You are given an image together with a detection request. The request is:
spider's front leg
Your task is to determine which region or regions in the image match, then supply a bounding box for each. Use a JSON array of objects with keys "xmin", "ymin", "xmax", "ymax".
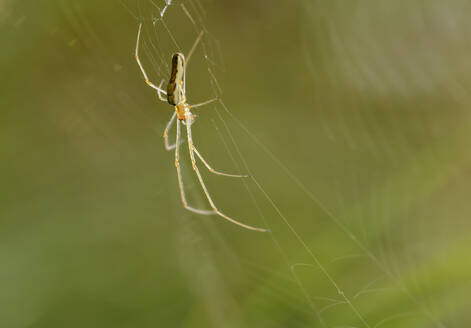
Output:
[{"xmin": 135, "ymin": 23, "xmax": 167, "ymax": 99}]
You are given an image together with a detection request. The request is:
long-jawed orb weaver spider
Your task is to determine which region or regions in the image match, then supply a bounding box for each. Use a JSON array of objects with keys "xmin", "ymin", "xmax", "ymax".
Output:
[{"xmin": 135, "ymin": 23, "xmax": 267, "ymax": 232}]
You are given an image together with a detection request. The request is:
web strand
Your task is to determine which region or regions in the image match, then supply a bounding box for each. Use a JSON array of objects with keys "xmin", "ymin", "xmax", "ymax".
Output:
[{"xmin": 128, "ymin": 1, "xmax": 447, "ymax": 327}]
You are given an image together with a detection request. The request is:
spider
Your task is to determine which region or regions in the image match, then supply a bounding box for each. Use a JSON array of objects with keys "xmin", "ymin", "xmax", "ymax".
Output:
[{"xmin": 135, "ymin": 23, "xmax": 267, "ymax": 232}]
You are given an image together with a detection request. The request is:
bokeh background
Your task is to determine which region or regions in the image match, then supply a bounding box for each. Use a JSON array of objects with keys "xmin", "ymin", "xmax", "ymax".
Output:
[{"xmin": 1, "ymin": 0, "xmax": 471, "ymax": 327}]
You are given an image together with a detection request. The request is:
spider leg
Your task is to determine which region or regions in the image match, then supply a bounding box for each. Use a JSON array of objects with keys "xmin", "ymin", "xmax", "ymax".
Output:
[
  {"xmin": 163, "ymin": 112, "xmax": 185, "ymax": 151},
  {"xmin": 191, "ymin": 145, "xmax": 248, "ymax": 178},
  {"xmin": 175, "ymin": 119, "xmax": 214, "ymax": 215},
  {"xmin": 156, "ymin": 79, "xmax": 166, "ymax": 102},
  {"xmin": 190, "ymin": 97, "xmax": 218, "ymax": 109},
  {"xmin": 182, "ymin": 31, "xmax": 204, "ymax": 93},
  {"xmin": 136, "ymin": 23, "xmax": 167, "ymax": 98},
  {"xmin": 185, "ymin": 114, "xmax": 268, "ymax": 232},
  {"xmin": 185, "ymin": 30, "xmax": 204, "ymax": 66}
]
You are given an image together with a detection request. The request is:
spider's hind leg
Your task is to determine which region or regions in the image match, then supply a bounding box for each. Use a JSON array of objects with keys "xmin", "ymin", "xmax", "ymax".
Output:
[
  {"xmin": 184, "ymin": 114, "xmax": 267, "ymax": 232},
  {"xmin": 174, "ymin": 119, "xmax": 213, "ymax": 215},
  {"xmin": 163, "ymin": 112, "xmax": 185, "ymax": 151},
  {"xmin": 191, "ymin": 146, "xmax": 248, "ymax": 178}
]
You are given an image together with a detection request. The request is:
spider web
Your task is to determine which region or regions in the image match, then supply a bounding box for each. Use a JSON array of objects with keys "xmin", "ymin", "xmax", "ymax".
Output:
[
  {"xmin": 1, "ymin": 0, "xmax": 469, "ymax": 327},
  {"xmin": 116, "ymin": 0, "xmax": 471, "ymax": 327}
]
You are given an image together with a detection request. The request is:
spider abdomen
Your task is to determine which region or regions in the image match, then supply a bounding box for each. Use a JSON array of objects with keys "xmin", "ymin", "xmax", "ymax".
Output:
[{"xmin": 167, "ymin": 53, "xmax": 186, "ymax": 106}]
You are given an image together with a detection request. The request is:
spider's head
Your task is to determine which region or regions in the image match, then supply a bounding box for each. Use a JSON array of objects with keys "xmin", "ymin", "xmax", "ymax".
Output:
[{"xmin": 167, "ymin": 53, "xmax": 186, "ymax": 105}]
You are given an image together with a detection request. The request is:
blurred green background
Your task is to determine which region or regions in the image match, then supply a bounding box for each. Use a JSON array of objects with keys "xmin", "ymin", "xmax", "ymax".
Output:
[{"xmin": 1, "ymin": 0, "xmax": 471, "ymax": 327}]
